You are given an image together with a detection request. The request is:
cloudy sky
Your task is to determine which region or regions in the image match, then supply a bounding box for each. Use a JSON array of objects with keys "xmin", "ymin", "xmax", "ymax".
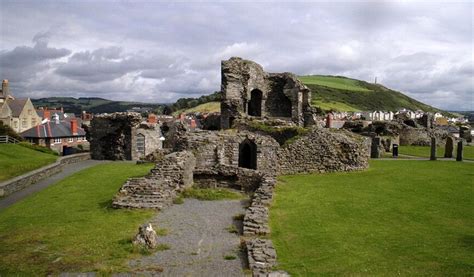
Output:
[{"xmin": 0, "ymin": 1, "xmax": 472, "ymax": 110}]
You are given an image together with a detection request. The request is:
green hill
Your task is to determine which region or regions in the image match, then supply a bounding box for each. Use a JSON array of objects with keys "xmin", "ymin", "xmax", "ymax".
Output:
[
  {"xmin": 299, "ymin": 75, "xmax": 443, "ymax": 113},
  {"xmin": 32, "ymin": 97, "xmax": 164, "ymax": 115}
]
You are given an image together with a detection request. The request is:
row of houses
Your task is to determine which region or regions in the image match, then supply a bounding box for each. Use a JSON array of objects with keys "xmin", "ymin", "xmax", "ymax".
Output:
[{"xmin": 0, "ymin": 79, "xmax": 90, "ymax": 155}]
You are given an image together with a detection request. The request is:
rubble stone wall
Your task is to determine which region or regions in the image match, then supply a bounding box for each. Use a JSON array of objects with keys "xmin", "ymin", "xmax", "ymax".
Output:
[
  {"xmin": 278, "ymin": 127, "xmax": 370, "ymax": 175},
  {"xmin": 112, "ymin": 151, "xmax": 196, "ymax": 209},
  {"xmin": 90, "ymin": 113, "xmax": 142, "ymax": 160},
  {"xmin": 174, "ymin": 130, "xmax": 280, "ymax": 175},
  {"xmin": 220, "ymin": 57, "xmax": 313, "ymax": 128}
]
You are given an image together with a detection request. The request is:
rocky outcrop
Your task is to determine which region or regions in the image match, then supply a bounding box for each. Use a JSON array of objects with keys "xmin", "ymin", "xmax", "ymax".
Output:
[{"xmin": 278, "ymin": 127, "xmax": 370, "ymax": 175}]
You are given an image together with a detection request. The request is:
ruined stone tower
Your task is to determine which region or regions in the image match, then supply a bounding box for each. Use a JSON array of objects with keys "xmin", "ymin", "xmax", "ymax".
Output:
[{"xmin": 220, "ymin": 57, "xmax": 313, "ymax": 129}]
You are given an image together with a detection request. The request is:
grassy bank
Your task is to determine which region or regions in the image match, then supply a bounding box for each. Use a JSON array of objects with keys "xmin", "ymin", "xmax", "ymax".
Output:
[
  {"xmin": 270, "ymin": 160, "xmax": 473, "ymax": 276},
  {"xmin": 399, "ymin": 145, "xmax": 474, "ymax": 160},
  {"xmin": 0, "ymin": 162, "xmax": 155, "ymax": 275},
  {"xmin": 0, "ymin": 144, "xmax": 57, "ymax": 182}
]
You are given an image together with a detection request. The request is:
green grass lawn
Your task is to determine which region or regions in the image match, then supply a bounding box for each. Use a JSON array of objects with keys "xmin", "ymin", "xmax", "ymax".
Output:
[
  {"xmin": 399, "ymin": 145, "xmax": 474, "ymax": 160},
  {"xmin": 0, "ymin": 162, "xmax": 155, "ymax": 275},
  {"xmin": 270, "ymin": 160, "xmax": 474, "ymax": 276},
  {"xmin": 0, "ymin": 144, "xmax": 58, "ymax": 182},
  {"xmin": 299, "ymin": 75, "xmax": 371, "ymax": 92}
]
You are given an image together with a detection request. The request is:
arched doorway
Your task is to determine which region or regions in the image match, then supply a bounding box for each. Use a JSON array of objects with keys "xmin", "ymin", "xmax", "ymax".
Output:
[
  {"xmin": 248, "ymin": 89, "xmax": 262, "ymax": 116},
  {"xmin": 238, "ymin": 139, "xmax": 257, "ymax": 169}
]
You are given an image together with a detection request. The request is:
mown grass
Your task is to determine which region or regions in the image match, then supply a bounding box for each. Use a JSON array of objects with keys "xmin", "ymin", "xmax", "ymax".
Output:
[
  {"xmin": 0, "ymin": 162, "xmax": 155, "ymax": 275},
  {"xmin": 182, "ymin": 187, "xmax": 244, "ymax": 201},
  {"xmin": 270, "ymin": 160, "xmax": 474, "ymax": 276},
  {"xmin": 299, "ymin": 75, "xmax": 371, "ymax": 92},
  {"xmin": 0, "ymin": 144, "xmax": 58, "ymax": 182},
  {"xmin": 399, "ymin": 145, "xmax": 474, "ymax": 160}
]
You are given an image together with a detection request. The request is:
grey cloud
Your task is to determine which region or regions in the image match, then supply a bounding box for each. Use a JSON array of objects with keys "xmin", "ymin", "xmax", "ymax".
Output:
[{"xmin": 0, "ymin": 2, "xmax": 472, "ymax": 109}]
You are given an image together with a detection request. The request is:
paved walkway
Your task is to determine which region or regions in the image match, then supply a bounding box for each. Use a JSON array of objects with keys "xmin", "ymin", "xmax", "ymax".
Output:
[
  {"xmin": 128, "ymin": 198, "xmax": 248, "ymax": 276},
  {"xmin": 0, "ymin": 159, "xmax": 109, "ymax": 210}
]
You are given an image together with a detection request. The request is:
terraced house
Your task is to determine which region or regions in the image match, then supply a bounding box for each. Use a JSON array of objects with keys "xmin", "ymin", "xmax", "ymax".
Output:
[{"xmin": 0, "ymin": 80, "xmax": 41, "ymax": 133}]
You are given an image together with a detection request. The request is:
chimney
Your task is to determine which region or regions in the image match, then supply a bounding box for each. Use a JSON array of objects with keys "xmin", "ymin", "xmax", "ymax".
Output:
[
  {"xmin": 147, "ymin": 113, "xmax": 157, "ymax": 124},
  {"xmin": 71, "ymin": 119, "xmax": 78, "ymax": 135},
  {"xmin": 43, "ymin": 107, "xmax": 50, "ymax": 120},
  {"xmin": 2, "ymin": 80, "xmax": 9, "ymax": 97}
]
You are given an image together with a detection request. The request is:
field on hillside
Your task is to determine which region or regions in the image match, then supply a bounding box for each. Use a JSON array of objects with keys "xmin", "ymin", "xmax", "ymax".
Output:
[
  {"xmin": 0, "ymin": 162, "xmax": 155, "ymax": 275},
  {"xmin": 399, "ymin": 145, "xmax": 474, "ymax": 160},
  {"xmin": 299, "ymin": 75, "xmax": 442, "ymax": 113},
  {"xmin": 298, "ymin": 76, "xmax": 371, "ymax": 92},
  {"xmin": 270, "ymin": 160, "xmax": 473, "ymax": 276},
  {"xmin": 173, "ymin": 101, "xmax": 220, "ymax": 115},
  {"xmin": 0, "ymin": 144, "xmax": 58, "ymax": 182}
]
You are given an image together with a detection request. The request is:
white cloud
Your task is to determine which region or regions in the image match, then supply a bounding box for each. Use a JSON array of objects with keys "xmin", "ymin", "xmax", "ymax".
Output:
[{"xmin": 0, "ymin": 1, "xmax": 471, "ymax": 109}]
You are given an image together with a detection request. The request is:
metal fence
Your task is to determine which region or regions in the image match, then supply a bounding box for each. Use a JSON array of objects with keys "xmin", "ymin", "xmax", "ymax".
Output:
[{"xmin": 0, "ymin": 135, "xmax": 19, "ymax": 144}]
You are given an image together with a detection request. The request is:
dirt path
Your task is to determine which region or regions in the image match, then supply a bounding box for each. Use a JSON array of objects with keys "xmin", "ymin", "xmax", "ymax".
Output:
[
  {"xmin": 0, "ymin": 160, "xmax": 110, "ymax": 210},
  {"xmin": 129, "ymin": 198, "xmax": 248, "ymax": 276}
]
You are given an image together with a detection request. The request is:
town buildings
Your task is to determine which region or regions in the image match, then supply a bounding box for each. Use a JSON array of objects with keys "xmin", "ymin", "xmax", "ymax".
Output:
[
  {"xmin": 0, "ymin": 80, "xmax": 42, "ymax": 133},
  {"xmin": 20, "ymin": 114, "xmax": 89, "ymax": 155}
]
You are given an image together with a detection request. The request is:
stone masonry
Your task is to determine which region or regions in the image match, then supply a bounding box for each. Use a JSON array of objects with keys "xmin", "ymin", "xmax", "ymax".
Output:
[
  {"xmin": 90, "ymin": 112, "xmax": 163, "ymax": 161},
  {"xmin": 278, "ymin": 127, "xmax": 370, "ymax": 175},
  {"xmin": 220, "ymin": 57, "xmax": 313, "ymax": 129},
  {"xmin": 112, "ymin": 151, "xmax": 196, "ymax": 209}
]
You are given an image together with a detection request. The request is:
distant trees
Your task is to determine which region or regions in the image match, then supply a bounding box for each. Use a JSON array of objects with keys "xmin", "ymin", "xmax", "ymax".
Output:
[{"xmin": 163, "ymin": 91, "xmax": 222, "ymax": 114}]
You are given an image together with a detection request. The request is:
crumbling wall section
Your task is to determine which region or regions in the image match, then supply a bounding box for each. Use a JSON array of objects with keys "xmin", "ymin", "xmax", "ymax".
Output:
[
  {"xmin": 174, "ymin": 130, "xmax": 279, "ymax": 175},
  {"xmin": 112, "ymin": 151, "xmax": 196, "ymax": 209},
  {"xmin": 90, "ymin": 112, "xmax": 142, "ymax": 160},
  {"xmin": 278, "ymin": 127, "xmax": 370, "ymax": 175},
  {"xmin": 220, "ymin": 57, "xmax": 313, "ymax": 128}
]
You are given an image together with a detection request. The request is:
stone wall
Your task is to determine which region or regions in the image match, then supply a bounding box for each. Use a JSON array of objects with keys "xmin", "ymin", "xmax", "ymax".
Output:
[
  {"xmin": 90, "ymin": 112, "xmax": 142, "ymax": 160},
  {"xmin": 90, "ymin": 113, "xmax": 163, "ymax": 160},
  {"xmin": 0, "ymin": 153, "xmax": 91, "ymax": 197},
  {"xmin": 278, "ymin": 127, "xmax": 370, "ymax": 175},
  {"xmin": 174, "ymin": 130, "xmax": 280, "ymax": 175},
  {"xmin": 220, "ymin": 57, "xmax": 313, "ymax": 129},
  {"xmin": 112, "ymin": 151, "xmax": 196, "ymax": 209},
  {"xmin": 399, "ymin": 127, "xmax": 449, "ymax": 146}
]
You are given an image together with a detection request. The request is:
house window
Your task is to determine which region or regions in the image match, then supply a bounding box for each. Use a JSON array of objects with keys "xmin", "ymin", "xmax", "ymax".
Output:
[
  {"xmin": 54, "ymin": 138, "xmax": 62, "ymax": 144},
  {"xmin": 13, "ymin": 121, "xmax": 18, "ymax": 128},
  {"xmin": 28, "ymin": 109, "xmax": 32, "ymax": 115},
  {"xmin": 22, "ymin": 119, "xmax": 27, "ymax": 128},
  {"xmin": 77, "ymin": 137, "xmax": 82, "ymax": 141},
  {"xmin": 68, "ymin": 137, "xmax": 74, "ymax": 142},
  {"xmin": 31, "ymin": 118, "xmax": 36, "ymax": 126}
]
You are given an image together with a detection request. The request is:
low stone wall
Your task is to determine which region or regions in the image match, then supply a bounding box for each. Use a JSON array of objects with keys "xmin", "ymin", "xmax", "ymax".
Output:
[
  {"xmin": 193, "ymin": 164, "xmax": 264, "ymax": 192},
  {"xmin": 112, "ymin": 151, "xmax": 196, "ymax": 209},
  {"xmin": 278, "ymin": 127, "xmax": 370, "ymax": 175},
  {"xmin": 0, "ymin": 153, "xmax": 91, "ymax": 197}
]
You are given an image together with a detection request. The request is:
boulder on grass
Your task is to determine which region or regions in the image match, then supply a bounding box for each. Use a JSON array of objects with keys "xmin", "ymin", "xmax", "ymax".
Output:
[{"xmin": 132, "ymin": 223, "xmax": 158, "ymax": 249}]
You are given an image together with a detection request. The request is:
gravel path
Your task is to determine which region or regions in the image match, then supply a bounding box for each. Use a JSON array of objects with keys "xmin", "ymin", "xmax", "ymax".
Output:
[
  {"xmin": 0, "ymin": 159, "xmax": 110, "ymax": 210},
  {"xmin": 129, "ymin": 198, "xmax": 248, "ymax": 276}
]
